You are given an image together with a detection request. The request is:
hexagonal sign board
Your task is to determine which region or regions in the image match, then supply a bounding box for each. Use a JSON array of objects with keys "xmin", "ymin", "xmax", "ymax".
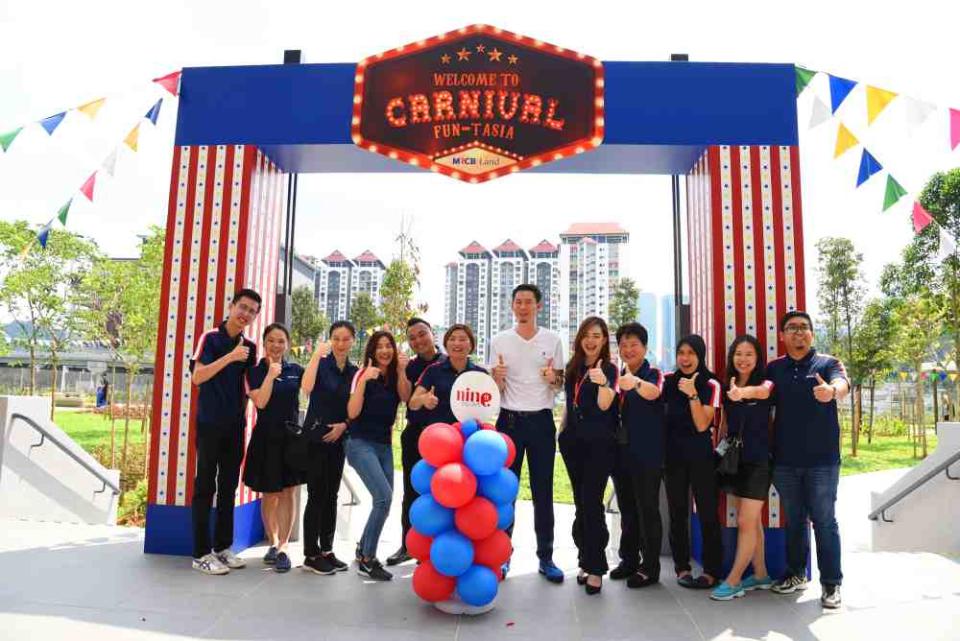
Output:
[{"xmin": 352, "ymin": 24, "xmax": 604, "ymax": 184}]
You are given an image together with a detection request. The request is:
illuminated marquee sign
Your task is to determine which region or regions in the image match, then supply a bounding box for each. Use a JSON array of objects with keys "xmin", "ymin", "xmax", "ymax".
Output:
[{"xmin": 351, "ymin": 24, "xmax": 604, "ymax": 184}]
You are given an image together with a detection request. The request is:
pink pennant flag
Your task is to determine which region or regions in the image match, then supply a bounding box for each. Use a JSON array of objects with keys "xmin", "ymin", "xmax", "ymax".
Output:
[
  {"xmin": 80, "ymin": 172, "xmax": 97, "ymax": 201},
  {"xmin": 152, "ymin": 70, "xmax": 182, "ymax": 97},
  {"xmin": 951, "ymin": 108, "xmax": 960, "ymax": 151},
  {"xmin": 912, "ymin": 201, "xmax": 934, "ymax": 233}
]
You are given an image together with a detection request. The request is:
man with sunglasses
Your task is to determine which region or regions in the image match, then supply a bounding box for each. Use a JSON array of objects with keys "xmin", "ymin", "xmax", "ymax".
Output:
[
  {"xmin": 189, "ymin": 288, "xmax": 261, "ymax": 574},
  {"xmin": 765, "ymin": 311, "xmax": 849, "ymax": 608}
]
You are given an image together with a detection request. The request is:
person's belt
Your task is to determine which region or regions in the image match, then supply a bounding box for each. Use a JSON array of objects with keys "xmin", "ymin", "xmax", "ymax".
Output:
[{"xmin": 500, "ymin": 408, "xmax": 551, "ymax": 417}]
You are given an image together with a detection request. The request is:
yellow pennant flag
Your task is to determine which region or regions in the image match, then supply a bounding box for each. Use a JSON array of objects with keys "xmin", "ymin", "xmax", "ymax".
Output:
[
  {"xmin": 77, "ymin": 97, "xmax": 106, "ymax": 119},
  {"xmin": 950, "ymin": 372, "xmax": 958, "ymax": 382},
  {"xmin": 899, "ymin": 371, "xmax": 909, "ymax": 381},
  {"xmin": 834, "ymin": 123, "xmax": 859, "ymax": 158},
  {"xmin": 866, "ymin": 86, "xmax": 898, "ymax": 125},
  {"xmin": 124, "ymin": 123, "xmax": 140, "ymax": 151}
]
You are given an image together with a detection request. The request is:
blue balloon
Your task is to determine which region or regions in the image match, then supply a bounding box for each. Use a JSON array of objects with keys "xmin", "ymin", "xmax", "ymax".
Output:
[
  {"xmin": 463, "ymin": 430, "xmax": 508, "ymax": 476},
  {"xmin": 478, "ymin": 468, "xmax": 519, "ymax": 506},
  {"xmin": 459, "ymin": 418, "xmax": 479, "ymax": 438},
  {"xmin": 410, "ymin": 459, "xmax": 436, "ymax": 496},
  {"xmin": 496, "ymin": 501, "xmax": 515, "ymax": 529},
  {"xmin": 410, "ymin": 495, "xmax": 454, "ymax": 536},
  {"xmin": 456, "ymin": 565, "xmax": 499, "ymax": 606},
  {"xmin": 430, "ymin": 530, "xmax": 474, "ymax": 577}
]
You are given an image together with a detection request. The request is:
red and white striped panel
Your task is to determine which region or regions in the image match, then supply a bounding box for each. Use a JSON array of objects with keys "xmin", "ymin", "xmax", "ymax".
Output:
[
  {"xmin": 149, "ymin": 145, "xmax": 287, "ymax": 508},
  {"xmin": 685, "ymin": 144, "xmax": 806, "ymax": 528}
]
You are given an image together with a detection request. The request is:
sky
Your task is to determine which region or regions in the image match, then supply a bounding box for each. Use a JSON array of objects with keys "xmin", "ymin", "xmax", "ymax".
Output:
[{"xmin": 1, "ymin": 1, "xmax": 959, "ymax": 327}]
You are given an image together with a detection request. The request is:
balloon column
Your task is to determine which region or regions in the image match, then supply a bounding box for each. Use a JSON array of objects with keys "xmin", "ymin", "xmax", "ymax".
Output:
[{"xmin": 408, "ymin": 418, "xmax": 518, "ymax": 608}]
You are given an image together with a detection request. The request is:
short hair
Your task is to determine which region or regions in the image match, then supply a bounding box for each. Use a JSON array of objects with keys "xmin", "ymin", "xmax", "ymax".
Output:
[
  {"xmin": 262, "ymin": 322, "xmax": 290, "ymax": 342},
  {"xmin": 512, "ymin": 284, "xmax": 542, "ymax": 303},
  {"xmin": 443, "ymin": 323, "xmax": 476, "ymax": 353},
  {"xmin": 406, "ymin": 317, "xmax": 431, "ymax": 330},
  {"xmin": 616, "ymin": 322, "xmax": 648, "ymax": 346},
  {"xmin": 232, "ymin": 288, "xmax": 262, "ymax": 308},
  {"xmin": 329, "ymin": 320, "xmax": 356, "ymax": 338},
  {"xmin": 780, "ymin": 310, "xmax": 813, "ymax": 331}
]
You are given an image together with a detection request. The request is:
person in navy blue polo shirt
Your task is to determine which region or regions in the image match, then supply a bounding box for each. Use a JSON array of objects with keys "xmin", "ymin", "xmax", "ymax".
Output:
[
  {"xmin": 766, "ymin": 311, "xmax": 848, "ymax": 609},
  {"xmin": 662, "ymin": 334, "xmax": 723, "ymax": 590},
  {"xmin": 559, "ymin": 316, "xmax": 620, "ymax": 595},
  {"xmin": 299, "ymin": 320, "xmax": 358, "ymax": 576},
  {"xmin": 242, "ymin": 323, "xmax": 304, "ymax": 574},
  {"xmin": 188, "ymin": 288, "xmax": 260, "ymax": 575},
  {"xmin": 346, "ymin": 330, "xmax": 412, "ymax": 581},
  {"xmin": 610, "ymin": 322, "xmax": 665, "ymax": 589},
  {"xmin": 409, "ymin": 324, "xmax": 487, "ymax": 424},
  {"xmin": 387, "ymin": 317, "xmax": 443, "ymax": 567}
]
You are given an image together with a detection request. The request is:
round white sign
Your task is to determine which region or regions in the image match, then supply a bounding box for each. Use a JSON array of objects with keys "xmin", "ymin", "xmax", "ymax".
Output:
[{"xmin": 450, "ymin": 370, "xmax": 501, "ymax": 423}]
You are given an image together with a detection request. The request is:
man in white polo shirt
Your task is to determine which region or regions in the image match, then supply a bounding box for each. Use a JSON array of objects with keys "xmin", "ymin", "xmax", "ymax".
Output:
[{"xmin": 489, "ymin": 284, "xmax": 565, "ymax": 583}]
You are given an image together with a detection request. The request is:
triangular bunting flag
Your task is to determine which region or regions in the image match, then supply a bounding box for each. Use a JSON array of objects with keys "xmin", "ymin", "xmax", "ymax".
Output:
[
  {"xmin": 950, "ymin": 108, "xmax": 960, "ymax": 151},
  {"xmin": 834, "ymin": 123, "xmax": 859, "ymax": 158},
  {"xmin": 938, "ymin": 226, "xmax": 957, "ymax": 262},
  {"xmin": 912, "ymin": 201, "xmax": 934, "ymax": 233},
  {"xmin": 144, "ymin": 98, "xmax": 163, "ymax": 125},
  {"xmin": 77, "ymin": 97, "xmax": 106, "ymax": 119},
  {"xmin": 882, "ymin": 175, "xmax": 907, "ymax": 211},
  {"xmin": 903, "ymin": 96, "xmax": 936, "ymax": 133},
  {"xmin": 866, "ymin": 86, "xmax": 898, "ymax": 125},
  {"xmin": 57, "ymin": 199, "xmax": 72, "ymax": 226},
  {"xmin": 101, "ymin": 148, "xmax": 118, "ymax": 177},
  {"xmin": 829, "ymin": 75, "xmax": 858, "ymax": 113},
  {"xmin": 37, "ymin": 225, "xmax": 51, "ymax": 249},
  {"xmin": 152, "ymin": 70, "xmax": 181, "ymax": 97},
  {"xmin": 80, "ymin": 172, "xmax": 97, "ymax": 201},
  {"xmin": 809, "ymin": 95, "xmax": 831, "ymax": 129},
  {"xmin": 795, "ymin": 66, "xmax": 817, "ymax": 96},
  {"xmin": 124, "ymin": 123, "xmax": 140, "ymax": 151},
  {"xmin": 0, "ymin": 126, "xmax": 23, "ymax": 152},
  {"xmin": 856, "ymin": 149, "xmax": 883, "ymax": 187},
  {"xmin": 39, "ymin": 112, "xmax": 66, "ymax": 135}
]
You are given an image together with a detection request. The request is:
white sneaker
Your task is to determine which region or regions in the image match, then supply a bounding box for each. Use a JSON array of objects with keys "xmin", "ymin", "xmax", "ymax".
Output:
[
  {"xmin": 193, "ymin": 553, "xmax": 229, "ymax": 575},
  {"xmin": 215, "ymin": 548, "xmax": 247, "ymax": 569}
]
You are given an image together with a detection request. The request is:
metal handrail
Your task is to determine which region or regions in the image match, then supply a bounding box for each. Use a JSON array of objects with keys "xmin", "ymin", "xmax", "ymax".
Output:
[
  {"xmin": 867, "ymin": 449, "xmax": 960, "ymax": 522},
  {"xmin": 10, "ymin": 412, "xmax": 121, "ymax": 496}
]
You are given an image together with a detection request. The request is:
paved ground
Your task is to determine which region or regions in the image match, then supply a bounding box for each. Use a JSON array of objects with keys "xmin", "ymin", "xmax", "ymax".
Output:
[{"xmin": 1, "ymin": 469, "xmax": 958, "ymax": 641}]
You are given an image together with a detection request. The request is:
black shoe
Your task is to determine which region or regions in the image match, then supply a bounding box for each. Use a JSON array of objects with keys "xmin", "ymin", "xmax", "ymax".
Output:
[
  {"xmin": 386, "ymin": 547, "xmax": 412, "ymax": 566},
  {"xmin": 627, "ymin": 572, "xmax": 659, "ymax": 589},
  {"xmin": 609, "ymin": 562, "xmax": 637, "ymax": 581},
  {"xmin": 302, "ymin": 555, "xmax": 336, "ymax": 575},
  {"xmin": 821, "ymin": 584, "xmax": 841, "ymax": 609},
  {"xmin": 358, "ymin": 558, "xmax": 393, "ymax": 581},
  {"xmin": 323, "ymin": 552, "xmax": 348, "ymax": 572},
  {"xmin": 585, "ymin": 577, "xmax": 602, "ymax": 595},
  {"xmin": 576, "ymin": 572, "xmax": 587, "ymax": 586}
]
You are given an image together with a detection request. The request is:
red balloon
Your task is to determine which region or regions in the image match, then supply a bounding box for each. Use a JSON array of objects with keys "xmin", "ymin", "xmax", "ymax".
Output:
[
  {"xmin": 454, "ymin": 497, "xmax": 498, "ymax": 540},
  {"xmin": 405, "ymin": 528, "xmax": 432, "ymax": 562},
  {"xmin": 473, "ymin": 529, "xmax": 512, "ymax": 569},
  {"xmin": 500, "ymin": 432, "xmax": 516, "ymax": 468},
  {"xmin": 431, "ymin": 462, "xmax": 477, "ymax": 508},
  {"xmin": 419, "ymin": 423, "xmax": 464, "ymax": 467},
  {"xmin": 412, "ymin": 561, "xmax": 456, "ymax": 602},
  {"xmin": 480, "ymin": 422, "xmax": 497, "ymax": 431}
]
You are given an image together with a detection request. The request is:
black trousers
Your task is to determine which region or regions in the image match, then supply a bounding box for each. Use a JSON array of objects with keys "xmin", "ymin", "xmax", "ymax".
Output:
[
  {"xmin": 665, "ymin": 458, "xmax": 722, "ymax": 578},
  {"xmin": 192, "ymin": 423, "xmax": 244, "ymax": 559},
  {"xmin": 559, "ymin": 432, "xmax": 615, "ymax": 575},
  {"xmin": 398, "ymin": 423, "xmax": 424, "ymax": 546},
  {"xmin": 611, "ymin": 448, "xmax": 640, "ymax": 569},
  {"xmin": 303, "ymin": 440, "xmax": 346, "ymax": 557},
  {"xmin": 631, "ymin": 465, "xmax": 664, "ymax": 579}
]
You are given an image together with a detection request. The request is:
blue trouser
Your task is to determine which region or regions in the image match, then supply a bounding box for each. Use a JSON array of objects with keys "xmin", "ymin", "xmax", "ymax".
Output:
[
  {"xmin": 345, "ymin": 437, "xmax": 394, "ymax": 559},
  {"xmin": 496, "ymin": 408, "xmax": 556, "ymax": 562},
  {"xmin": 773, "ymin": 464, "xmax": 843, "ymax": 586}
]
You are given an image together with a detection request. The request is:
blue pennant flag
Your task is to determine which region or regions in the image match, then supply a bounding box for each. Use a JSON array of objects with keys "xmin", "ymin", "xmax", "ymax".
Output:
[
  {"xmin": 39, "ymin": 112, "xmax": 67, "ymax": 135},
  {"xmin": 37, "ymin": 225, "xmax": 51, "ymax": 249},
  {"xmin": 856, "ymin": 149, "xmax": 883, "ymax": 187},
  {"xmin": 144, "ymin": 98, "xmax": 163, "ymax": 125},
  {"xmin": 829, "ymin": 75, "xmax": 857, "ymax": 114}
]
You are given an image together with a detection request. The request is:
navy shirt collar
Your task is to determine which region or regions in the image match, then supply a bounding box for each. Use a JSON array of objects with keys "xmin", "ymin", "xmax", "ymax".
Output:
[{"xmin": 787, "ymin": 347, "xmax": 817, "ymax": 365}]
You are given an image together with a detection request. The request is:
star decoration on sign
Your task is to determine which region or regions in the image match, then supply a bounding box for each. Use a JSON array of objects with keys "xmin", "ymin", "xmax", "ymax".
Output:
[
  {"xmin": 488, "ymin": 48, "xmax": 503, "ymax": 62},
  {"xmin": 440, "ymin": 53, "xmax": 451, "ymax": 64},
  {"xmin": 507, "ymin": 54, "xmax": 518, "ymax": 65},
  {"xmin": 475, "ymin": 43, "xmax": 486, "ymax": 53},
  {"xmin": 456, "ymin": 47, "xmax": 471, "ymax": 61}
]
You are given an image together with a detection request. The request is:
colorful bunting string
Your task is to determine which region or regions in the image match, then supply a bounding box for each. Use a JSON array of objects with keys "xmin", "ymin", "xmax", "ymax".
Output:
[
  {"xmin": 828, "ymin": 75, "xmax": 857, "ymax": 113},
  {"xmin": 57, "ymin": 199, "xmax": 72, "ymax": 226},
  {"xmin": 809, "ymin": 96, "xmax": 831, "ymax": 129},
  {"xmin": 795, "ymin": 66, "xmax": 816, "ymax": 96},
  {"xmin": 79, "ymin": 172, "xmax": 97, "ymax": 202},
  {"xmin": 40, "ymin": 112, "xmax": 66, "ymax": 135},
  {"xmin": 0, "ymin": 127, "xmax": 22, "ymax": 152},
  {"xmin": 124, "ymin": 123, "xmax": 140, "ymax": 151},
  {"xmin": 882, "ymin": 175, "xmax": 907, "ymax": 211},
  {"xmin": 152, "ymin": 71, "xmax": 181, "ymax": 97},
  {"xmin": 865, "ymin": 86, "xmax": 898, "ymax": 125},
  {"xmin": 145, "ymin": 99, "xmax": 163, "ymax": 125},
  {"xmin": 834, "ymin": 123, "xmax": 859, "ymax": 158},
  {"xmin": 77, "ymin": 98, "xmax": 106, "ymax": 119},
  {"xmin": 912, "ymin": 202, "xmax": 934, "ymax": 233},
  {"xmin": 856, "ymin": 149, "xmax": 883, "ymax": 187},
  {"xmin": 951, "ymin": 108, "xmax": 960, "ymax": 151}
]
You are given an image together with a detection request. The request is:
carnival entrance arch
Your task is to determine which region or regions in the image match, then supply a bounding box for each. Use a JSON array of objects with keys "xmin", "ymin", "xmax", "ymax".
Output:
[{"xmin": 145, "ymin": 32, "xmax": 805, "ymax": 561}]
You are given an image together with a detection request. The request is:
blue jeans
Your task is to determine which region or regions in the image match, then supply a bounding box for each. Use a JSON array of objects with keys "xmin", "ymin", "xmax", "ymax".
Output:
[
  {"xmin": 345, "ymin": 437, "xmax": 394, "ymax": 559},
  {"xmin": 773, "ymin": 464, "xmax": 842, "ymax": 586}
]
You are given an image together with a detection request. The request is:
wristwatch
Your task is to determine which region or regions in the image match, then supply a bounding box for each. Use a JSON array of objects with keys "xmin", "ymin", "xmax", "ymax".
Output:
[{"xmin": 688, "ymin": 394, "xmax": 700, "ymax": 402}]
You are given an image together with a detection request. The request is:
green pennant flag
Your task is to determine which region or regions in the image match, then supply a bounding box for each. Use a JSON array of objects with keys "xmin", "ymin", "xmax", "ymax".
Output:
[
  {"xmin": 0, "ymin": 126, "xmax": 23, "ymax": 152},
  {"xmin": 795, "ymin": 66, "xmax": 817, "ymax": 96},
  {"xmin": 883, "ymin": 175, "xmax": 908, "ymax": 211},
  {"xmin": 57, "ymin": 199, "xmax": 72, "ymax": 225}
]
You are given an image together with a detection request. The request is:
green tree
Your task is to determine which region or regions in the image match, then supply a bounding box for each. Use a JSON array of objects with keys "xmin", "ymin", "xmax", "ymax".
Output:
[
  {"xmin": 851, "ymin": 299, "xmax": 896, "ymax": 443},
  {"xmin": 290, "ymin": 285, "xmax": 328, "ymax": 359},
  {"xmin": 609, "ymin": 278, "xmax": 640, "ymax": 331},
  {"xmin": 349, "ymin": 291, "xmax": 380, "ymax": 358},
  {"xmin": 379, "ymin": 259, "xmax": 417, "ymax": 339}
]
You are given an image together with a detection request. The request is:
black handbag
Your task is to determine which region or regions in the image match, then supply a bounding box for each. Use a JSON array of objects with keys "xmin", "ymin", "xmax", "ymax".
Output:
[
  {"xmin": 283, "ymin": 420, "xmax": 309, "ymax": 471},
  {"xmin": 716, "ymin": 408, "xmax": 745, "ymax": 476}
]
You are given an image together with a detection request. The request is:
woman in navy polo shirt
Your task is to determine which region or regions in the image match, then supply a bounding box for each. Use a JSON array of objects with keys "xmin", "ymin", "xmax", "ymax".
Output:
[
  {"xmin": 409, "ymin": 324, "xmax": 486, "ymax": 424},
  {"xmin": 663, "ymin": 334, "xmax": 723, "ymax": 589},
  {"xmin": 346, "ymin": 330, "xmax": 412, "ymax": 581},
  {"xmin": 300, "ymin": 320, "xmax": 358, "ymax": 576},
  {"xmin": 243, "ymin": 323, "xmax": 304, "ymax": 573},
  {"xmin": 559, "ymin": 316, "xmax": 619, "ymax": 595},
  {"xmin": 711, "ymin": 335, "xmax": 775, "ymax": 601}
]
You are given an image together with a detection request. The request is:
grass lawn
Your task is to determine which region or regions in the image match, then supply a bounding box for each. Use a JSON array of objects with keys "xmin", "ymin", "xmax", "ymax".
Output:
[
  {"xmin": 52, "ymin": 409, "xmax": 147, "ymax": 451},
  {"xmin": 840, "ymin": 430, "xmax": 938, "ymax": 476}
]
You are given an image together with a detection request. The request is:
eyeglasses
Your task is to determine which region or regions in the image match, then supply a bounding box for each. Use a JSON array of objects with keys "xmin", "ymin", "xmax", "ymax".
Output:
[
  {"xmin": 783, "ymin": 324, "xmax": 812, "ymax": 334},
  {"xmin": 235, "ymin": 303, "xmax": 260, "ymax": 315}
]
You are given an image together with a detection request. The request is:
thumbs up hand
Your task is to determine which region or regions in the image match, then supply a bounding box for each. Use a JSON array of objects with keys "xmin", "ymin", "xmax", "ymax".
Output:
[
  {"xmin": 492, "ymin": 354, "xmax": 508, "ymax": 386},
  {"xmin": 266, "ymin": 356, "xmax": 282, "ymax": 381},
  {"xmin": 678, "ymin": 372, "xmax": 699, "ymax": 398},
  {"xmin": 539, "ymin": 357, "xmax": 558, "ymax": 385},
  {"xmin": 362, "ymin": 359, "xmax": 380, "ymax": 382},
  {"xmin": 423, "ymin": 386, "xmax": 439, "ymax": 410},
  {"xmin": 588, "ymin": 362, "xmax": 608, "ymax": 386},
  {"xmin": 619, "ymin": 368, "xmax": 639, "ymax": 392},
  {"xmin": 313, "ymin": 340, "xmax": 331, "ymax": 359},
  {"xmin": 813, "ymin": 373, "xmax": 835, "ymax": 403},
  {"xmin": 397, "ymin": 350, "xmax": 410, "ymax": 371},
  {"xmin": 727, "ymin": 377, "xmax": 743, "ymax": 402}
]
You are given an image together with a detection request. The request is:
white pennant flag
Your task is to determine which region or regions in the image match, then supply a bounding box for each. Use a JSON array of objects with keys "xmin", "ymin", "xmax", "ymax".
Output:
[
  {"xmin": 937, "ymin": 225, "xmax": 956, "ymax": 262},
  {"xmin": 903, "ymin": 96, "xmax": 937, "ymax": 135},
  {"xmin": 809, "ymin": 95, "xmax": 831, "ymax": 129},
  {"xmin": 101, "ymin": 148, "xmax": 118, "ymax": 177}
]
